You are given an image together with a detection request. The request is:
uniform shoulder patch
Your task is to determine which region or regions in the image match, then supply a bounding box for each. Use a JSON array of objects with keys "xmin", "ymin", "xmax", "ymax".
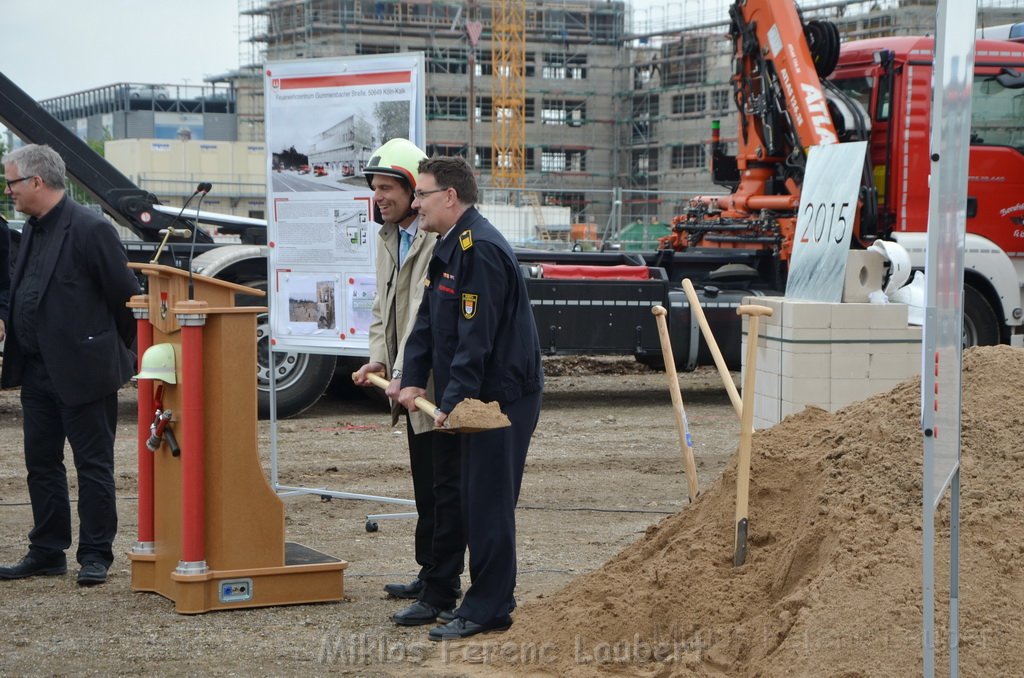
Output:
[
  {"xmin": 459, "ymin": 229, "xmax": 473, "ymax": 251},
  {"xmin": 461, "ymin": 293, "xmax": 478, "ymax": 319}
]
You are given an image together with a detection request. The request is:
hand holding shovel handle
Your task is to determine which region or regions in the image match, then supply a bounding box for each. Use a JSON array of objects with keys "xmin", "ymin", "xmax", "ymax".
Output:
[{"xmin": 358, "ymin": 372, "xmax": 510, "ymax": 433}]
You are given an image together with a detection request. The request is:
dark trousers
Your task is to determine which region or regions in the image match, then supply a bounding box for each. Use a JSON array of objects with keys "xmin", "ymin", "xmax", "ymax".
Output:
[
  {"xmin": 407, "ymin": 418, "xmax": 436, "ymax": 578},
  {"xmin": 456, "ymin": 389, "xmax": 542, "ymax": 626},
  {"xmin": 20, "ymin": 356, "xmax": 118, "ymax": 567},
  {"xmin": 418, "ymin": 431, "xmax": 465, "ymax": 609}
]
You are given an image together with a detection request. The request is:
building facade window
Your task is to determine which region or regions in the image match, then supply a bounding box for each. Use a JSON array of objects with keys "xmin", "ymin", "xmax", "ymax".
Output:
[
  {"xmin": 711, "ymin": 89, "xmax": 731, "ymax": 111},
  {"xmin": 427, "ymin": 95, "xmax": 468, "ymax": 120},
  {"xmin": 427, "ymin": 143, "xmax": 466, "ymax": 158},
  {"xmin": 540, "ymin": 148, "xmax": 586, "ymax": 172},
  {"xmin": 671, "ymin": 143, "xmax": 706, "ymax": 169},
  {"xmin": 427, "ymin": 47, "xmax": 468, "ymax": 74},
  {"xmin": 541, "ymin": 99, "xmax": 586, "ymax": 126},
  {"xmin": 632, "ymin": 149, "xmax": 658, "ymax": 174},
  {"xmin": 542, "ymin": 52, "xmax": 587, "ymax": 80}
]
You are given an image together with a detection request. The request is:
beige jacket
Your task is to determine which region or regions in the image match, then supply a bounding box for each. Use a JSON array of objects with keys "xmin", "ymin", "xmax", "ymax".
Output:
[{"xmin": 368, "ymin": 217, "xmax": 435, "ymax": 433}]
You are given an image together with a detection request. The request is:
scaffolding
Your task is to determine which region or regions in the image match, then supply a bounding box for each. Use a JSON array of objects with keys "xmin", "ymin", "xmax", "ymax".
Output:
[{"xmin": 237, "ymin": 0, "xmax": 1024, "ymax": 231}]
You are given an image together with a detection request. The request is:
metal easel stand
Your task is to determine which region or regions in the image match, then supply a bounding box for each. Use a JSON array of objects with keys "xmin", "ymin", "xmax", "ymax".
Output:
[{"xmin": 267, "ymin": 346, "xmax": 416, "ymax": 532}]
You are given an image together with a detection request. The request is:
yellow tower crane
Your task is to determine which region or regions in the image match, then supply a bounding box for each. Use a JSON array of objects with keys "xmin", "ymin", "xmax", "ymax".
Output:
[{"xmin": 490, "ymin": 0, "xmax": 526, "ymax": 189}]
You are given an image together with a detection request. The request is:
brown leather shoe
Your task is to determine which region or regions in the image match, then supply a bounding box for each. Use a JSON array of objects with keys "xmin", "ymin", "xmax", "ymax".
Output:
[{"xmin": 0, "ymin": 553, "xmax": 68, "ymax": 580}]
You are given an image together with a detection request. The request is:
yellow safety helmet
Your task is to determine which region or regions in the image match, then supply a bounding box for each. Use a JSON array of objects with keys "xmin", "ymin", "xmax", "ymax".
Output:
[
  {"xmin": 135, "ymin": 343, "xmax": 179, "ymax": 384},
  {"xmin": 363, "ymin": 138, "xmax": 427, "ymax": 190}
]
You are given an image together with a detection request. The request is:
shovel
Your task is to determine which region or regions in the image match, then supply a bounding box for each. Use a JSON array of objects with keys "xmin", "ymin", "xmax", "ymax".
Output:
[
  {"xmin": 361, "ymin": 372, "xmax": 511, "ymax": 433},
  {"xmin": 733, "ymin": 303, "xmax": 773, "ymax": 567}
]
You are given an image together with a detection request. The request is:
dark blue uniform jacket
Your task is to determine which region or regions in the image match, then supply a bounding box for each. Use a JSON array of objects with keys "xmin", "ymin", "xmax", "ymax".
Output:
[{"xmin": 402, "ymin": 207, "xmax": 543, "ymax": 413}]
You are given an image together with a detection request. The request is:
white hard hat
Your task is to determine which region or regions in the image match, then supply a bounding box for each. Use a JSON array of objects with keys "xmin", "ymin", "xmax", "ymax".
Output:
[
  {"xmin": 869, "ymin": 239, "xmax": 912, "ymax": 295},
  {"xmin": 135, "ymin": 343, "xmax": 179, "ymax": 384}
]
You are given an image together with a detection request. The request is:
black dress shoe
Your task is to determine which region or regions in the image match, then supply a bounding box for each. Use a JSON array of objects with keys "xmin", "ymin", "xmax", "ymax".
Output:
[
  {"xmin": 428, "ymin": 616, "xmax": 513, "ymax": 641},
  {"xmin": 438, "ymin": 608, "xmax": 457, "ymax": 623},
  {"xmin": 384, "ymin": 577, "xmax": 424, "ymax": 599},
  {"xmin": 392, "ymin": 600, "xmax": 445, "ymax": 626},
  {"xmin": 0, "ymin": 552, "xmax": 67, "ymax": 580},
  {"xmin": 77, "ymin": 561, "xmax": 109, "ymax": 586}
]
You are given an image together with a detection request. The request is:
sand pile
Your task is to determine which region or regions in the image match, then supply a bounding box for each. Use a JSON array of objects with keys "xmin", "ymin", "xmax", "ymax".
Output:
[{"xmin": 475, "ymin": 346, "xmax": 1024, "ymax": 675}]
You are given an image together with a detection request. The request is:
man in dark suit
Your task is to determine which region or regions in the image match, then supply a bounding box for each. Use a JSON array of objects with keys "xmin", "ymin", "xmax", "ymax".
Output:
[
  {"xmin": 0, "ymin": 215, "xmax": 9, "ymax": 342},
  {"xmin": 0, "ymin": 144, "xmax": 140, "ymax": 586}
]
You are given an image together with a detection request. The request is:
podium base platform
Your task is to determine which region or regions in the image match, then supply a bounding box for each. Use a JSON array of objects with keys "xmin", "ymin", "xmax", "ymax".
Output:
[{"xmin": 129, "ymin": 542, "xmax": 347, "ymax": 614}]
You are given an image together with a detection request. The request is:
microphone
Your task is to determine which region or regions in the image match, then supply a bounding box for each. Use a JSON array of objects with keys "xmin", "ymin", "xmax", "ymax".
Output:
[
  {"xmin": 149, "ymin": 185, "xmax": 205, "ymax": 265},
  {"xmin": 188, "ymin": 182, "xmax": 212, "ymax": 300}
]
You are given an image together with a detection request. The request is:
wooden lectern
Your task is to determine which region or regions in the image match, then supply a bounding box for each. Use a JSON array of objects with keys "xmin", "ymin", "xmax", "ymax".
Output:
[{"xmin": 127, "ymin": 263, "xmax": 346, "ymax": 614}]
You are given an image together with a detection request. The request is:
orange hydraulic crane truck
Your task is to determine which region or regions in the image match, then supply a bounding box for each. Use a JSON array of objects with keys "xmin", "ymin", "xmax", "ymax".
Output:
[{"xmin": 655, "ymin": 0, "xmax": 1024, "ymax": 351}]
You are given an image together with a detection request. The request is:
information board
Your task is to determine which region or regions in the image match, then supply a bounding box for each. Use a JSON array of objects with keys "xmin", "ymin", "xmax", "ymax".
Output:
[{"xmin": 264, "ymin": 53, "xmax": 425, "ymax": 355}]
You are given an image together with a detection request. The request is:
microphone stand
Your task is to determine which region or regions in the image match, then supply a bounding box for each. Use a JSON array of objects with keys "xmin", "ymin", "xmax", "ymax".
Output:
[{"xmin": 187, "ymin": 182, "xmax": 213, "ymax": 300}]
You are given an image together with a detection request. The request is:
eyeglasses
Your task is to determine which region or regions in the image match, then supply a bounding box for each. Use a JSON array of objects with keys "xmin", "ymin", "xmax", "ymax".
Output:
[
  {"xmin": 4, "ymin": 176, "xmax": 35, "ymax": 191},
  {"xmin": 413, "ymin": 187, "xmax": 447, "ymax": 200}
]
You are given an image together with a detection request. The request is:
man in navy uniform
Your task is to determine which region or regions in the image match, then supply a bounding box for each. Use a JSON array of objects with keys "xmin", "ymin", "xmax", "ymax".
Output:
[{"xmin": 399, "ymin": 156, "xmax": 543, "ymax": 640}]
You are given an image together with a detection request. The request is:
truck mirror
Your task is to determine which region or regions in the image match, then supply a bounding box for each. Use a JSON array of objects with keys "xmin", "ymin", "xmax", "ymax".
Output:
[{"xmin": 996, "ymin": 67, "xmax": 1024, "ymax": 89}]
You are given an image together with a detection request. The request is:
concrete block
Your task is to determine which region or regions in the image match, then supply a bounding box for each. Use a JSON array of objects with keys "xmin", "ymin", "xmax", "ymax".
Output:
[
  {"xmin": 783, "ymin": 301, "xmax": 832, "ymax": 329},
  {"xmin": 781, "ymin": 376, "xmax": 830, "ymax": 406},
  {"xmin": 830, "ymin": 327, "xmax": 875, "ymax": 343},
  {"xmin": 780, "ymin": 400, "xmax": 811, "ymax": 420},
  {"xmin": 869, "ymin": 378, "xmax": 911, "ymax": 395},
  {"xmin": 869, "ymin": 352, "xmax": 921, "ymax": 380},
  {"xmin": 831, "ymin": 303, "xmax": 876, "ymax": 330},
  {"xmin": 868, "ymin": 303, "xmax": 909, "ymax": 329},
  {"xmin": 754, "ymin": 370, "xmax": 780, "ymax": 398},
  {"xmin": 830, "ymin": 378, "xmax": 875, "ymax": 410},
  {"xmin": 781, "ymin": 351, "xmax": 830, "ymax": 379},
  {"xmin": 754, "ymin": 393, "xmax": 781, "ymax": 429},
  {"xmin": 830, "ymin": 350, "xmax": 870, "ymax": 380},
  {"xmin": 751, "ymin": 297, "xmax": 784, "ymax": 325},
  {"xmin": 842, "ymin": 249, "xmax": 885, "ymax": 303},
  {"xmin": 781, "ymin": 326, "xmax": 832, "ymax": 346}
]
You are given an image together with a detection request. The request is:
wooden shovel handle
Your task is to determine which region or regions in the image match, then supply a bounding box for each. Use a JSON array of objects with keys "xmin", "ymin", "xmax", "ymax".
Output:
[
  {"xmin": 651, "ymin": 305, "xmax": 699, "ymax": 503},
  {"xmin": 363, "ymin": 372, "xmax": 440, "ymax": 417},
  {"xmin": 681, "ymin": 279, "xmax": 742, "ymax": 418},
  {"xmin": 736, "ymin": 304, "xmax": 774, "ymax": 318}
]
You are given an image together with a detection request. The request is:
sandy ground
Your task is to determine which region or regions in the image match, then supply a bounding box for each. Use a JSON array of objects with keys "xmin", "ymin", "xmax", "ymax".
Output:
[
  {"xmin": 0, "ymin": 357, "xmax": 735, "ymax": 675},
  {"xmin": 6, "ymin": 348, "xmax": 1018, "ymax": 676}
]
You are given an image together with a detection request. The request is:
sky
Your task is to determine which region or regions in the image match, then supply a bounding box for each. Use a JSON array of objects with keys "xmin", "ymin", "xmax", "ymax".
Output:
[
  {"xmin": 0, "ymin": 1, "xmax": 730, "ymax": 102},
  {"xmin": 1, "ymin": 1, "xmax": 242, "ymax": 101}
]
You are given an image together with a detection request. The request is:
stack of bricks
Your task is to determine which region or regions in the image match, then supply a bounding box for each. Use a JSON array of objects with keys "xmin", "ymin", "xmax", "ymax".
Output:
[{"xmin": 742, "ymin": 296, "xmax": 922, "ymax": 430}]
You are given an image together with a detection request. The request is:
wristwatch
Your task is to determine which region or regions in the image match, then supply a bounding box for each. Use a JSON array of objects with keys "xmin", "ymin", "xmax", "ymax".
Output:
[{"xmin": 391, "ymin": 368, "xmax": 403, "ymax": 379}]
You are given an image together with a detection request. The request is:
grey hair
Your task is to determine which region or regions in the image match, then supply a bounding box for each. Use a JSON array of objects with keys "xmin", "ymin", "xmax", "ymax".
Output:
[{"xmin": 2, "ymin": 144, "xmax": 67, "ymax": 190}]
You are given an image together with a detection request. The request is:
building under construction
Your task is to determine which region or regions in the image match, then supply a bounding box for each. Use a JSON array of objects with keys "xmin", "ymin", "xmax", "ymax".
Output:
[
  {"xmin": 18, "ymin": 1, "xmax": 1021, "ymax": 234},
  {"xmin": 237, "ymin": 0, "xmax": 1024, "ymax": 230}
]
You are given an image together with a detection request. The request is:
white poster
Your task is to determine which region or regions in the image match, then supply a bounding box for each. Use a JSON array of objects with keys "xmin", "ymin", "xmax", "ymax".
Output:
[
  {"xmin": 785, "ymin": 141, "xmax": 868, "ymax": 302},
  {"xmin": 264, "ymin": 53, "xmax": 426, "ymax": 355}
]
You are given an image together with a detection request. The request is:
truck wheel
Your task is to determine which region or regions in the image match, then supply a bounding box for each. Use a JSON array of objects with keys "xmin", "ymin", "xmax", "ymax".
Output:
[
  {"xmin": 238, "ymin": 282, "xmax": 336, "ymax": 419},
  {"xmin": 963, "ymin": 286, "xmax": 1000, "ymax": 348}
]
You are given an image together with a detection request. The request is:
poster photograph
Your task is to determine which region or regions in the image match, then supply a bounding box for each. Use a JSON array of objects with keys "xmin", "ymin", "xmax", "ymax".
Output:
[{"xmin": 264, "ymin": 53, "xmax": 426, "ymax": 354}]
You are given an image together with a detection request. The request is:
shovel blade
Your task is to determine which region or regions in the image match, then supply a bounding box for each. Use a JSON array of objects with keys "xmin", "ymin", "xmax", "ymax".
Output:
[
  {"xmin": 733, "ymin": 517, "xmax": 749, "ymax": 567},
  {"xmin": 442, "ymin": 398, "xmax": 511, "ymax": 432}
]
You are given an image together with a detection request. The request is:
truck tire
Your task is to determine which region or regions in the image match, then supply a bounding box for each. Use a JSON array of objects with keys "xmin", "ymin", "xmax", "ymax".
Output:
[
  {"xmin": 238, "ymin": 282, "xmax": 336, "ymax": 419},
  {"xmin": 963, "ymin": 285, "xmax": 1000, "ymax": 348}
]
